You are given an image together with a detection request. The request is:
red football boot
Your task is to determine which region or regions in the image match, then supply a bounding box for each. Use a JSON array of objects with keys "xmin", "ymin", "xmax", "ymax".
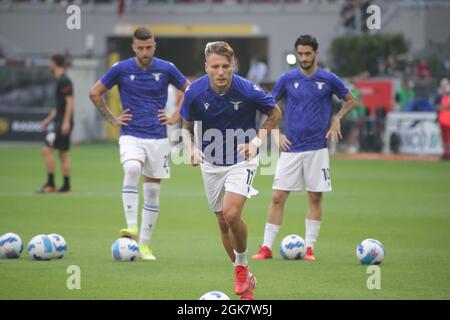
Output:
[
  {"xmin": 240, "ymin": 273, "xmax": 257, "ymax": 300},
  {"xmin": 251, "ymin": 246, "xmax": 272, "ymax": 260},
  {"xmin": 304, "ymin": 246, "xmax": 316, "ymax": 261},
  {"xmin": 234, "ymin": 265, "xmax": 250, "ymax": 295}
]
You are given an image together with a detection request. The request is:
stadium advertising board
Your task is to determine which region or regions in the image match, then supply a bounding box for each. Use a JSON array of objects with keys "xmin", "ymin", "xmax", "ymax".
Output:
[
  {"xmin": 0, "ymin": 111, "xmax": 47, "ymax": 141},
  {"xmin": 383, "ymin": 112, "xmax": 443, "ymax": 155}
]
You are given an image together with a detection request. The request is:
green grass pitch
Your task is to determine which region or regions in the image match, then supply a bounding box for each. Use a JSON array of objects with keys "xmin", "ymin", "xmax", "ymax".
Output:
[{"xmin": 1, "ymin": 143, "xmax": 449, "ymax": 299}]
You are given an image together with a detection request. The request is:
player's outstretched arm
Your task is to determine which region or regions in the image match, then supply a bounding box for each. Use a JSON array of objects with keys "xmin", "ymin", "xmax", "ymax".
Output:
[
  {"xmin": 326, "ymin": 92, "xmax": 357, "ymax": 142},
  {"xmin": 89, "ymin": 81, "xmax": 132, "ymax": 127}
]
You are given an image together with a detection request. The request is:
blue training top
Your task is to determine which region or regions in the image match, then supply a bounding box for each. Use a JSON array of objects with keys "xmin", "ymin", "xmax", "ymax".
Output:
[
  {"xmin": 100, "ymin": 57, "xmax": 188, "ymax": 139},
  {"xmin": 272, "ymin": 67, "xmax": 349, "ymax": 152},
  {"xmin": 181, "ymin": 74, "xmax": 276, "ymax": 166}
]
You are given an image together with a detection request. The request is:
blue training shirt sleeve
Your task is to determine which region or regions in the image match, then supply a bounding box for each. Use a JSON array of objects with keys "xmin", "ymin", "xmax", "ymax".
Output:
[
  {"xmin": 271, "ymin": 73, "xmax": 287, "ymax": 102},
  {"xmin": 248, "ymin": 82, "xmax": 276, "ymax": 114},
  {"xmin": 167, "ymin": 62, "xmax": 188, "ymax": 91},
  {"xmin": 329, "ymin": 72, "xmax": 349, "ymax": 100},
  {"xmin": 180, "ymin": 87, "xmax": 197, "ymax": 121},
  {"xmin": 100, "ymin": 62, "xmax": 122, "ymax": 89}
]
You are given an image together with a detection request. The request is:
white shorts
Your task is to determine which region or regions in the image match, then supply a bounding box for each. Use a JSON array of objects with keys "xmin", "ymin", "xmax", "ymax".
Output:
[
  {"xmin": 200, "ymin": 156, "xmax": 259, "ymax": 213},
  {"xmin": 119, "ymin": 135, "xmax": 170, "ymax": 179},
  {"xmin": 272, "ymin": 148, "xmax": 331, "ymax": 192}
]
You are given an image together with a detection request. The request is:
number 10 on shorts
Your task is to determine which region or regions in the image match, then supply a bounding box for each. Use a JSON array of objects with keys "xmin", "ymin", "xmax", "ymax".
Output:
[{"xmin": 321, "ymin": 168, "xmax": 330, "ymax": 181}]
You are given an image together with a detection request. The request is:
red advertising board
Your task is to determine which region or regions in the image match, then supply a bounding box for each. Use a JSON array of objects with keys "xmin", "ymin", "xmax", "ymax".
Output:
[{"xmin": 354, "ymin": 79, "xmax": 394, "ymax": 115}]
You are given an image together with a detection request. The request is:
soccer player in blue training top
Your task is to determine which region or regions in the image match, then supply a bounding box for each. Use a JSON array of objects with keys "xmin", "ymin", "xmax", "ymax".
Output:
[
  {"xmin": 180, "ymin": 41, "xmax": 281, "ymax": 300},
  {"xmin": 89, "ymin": 27, "xmax": 189, "ymax": 260},
  {"xmin": 252, "ymin": 34, "xmax": 356, "ymax": 261}
]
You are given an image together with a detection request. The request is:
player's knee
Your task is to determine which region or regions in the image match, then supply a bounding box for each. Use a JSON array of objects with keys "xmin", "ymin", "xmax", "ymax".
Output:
[
  {"xmin": 308, "ymin": 192, "xmax": 322, "ymax": 206},
  {"xmin": 125, "ymin": 166, "xmax": 141, "ymax": 180},
  {"xmin": 272, "ymin": 191, "xmax": 288, "ymax": 206},
  {"xmin": 222, "ymin": 207, "xmax": 241, "ymax": 226},
  {"xmin": 123, "ymin": 160, "xmax": 142, "ymax": 182}
]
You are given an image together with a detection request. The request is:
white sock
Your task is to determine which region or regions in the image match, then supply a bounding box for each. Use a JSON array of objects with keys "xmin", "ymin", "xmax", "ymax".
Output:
[
  {"xmin": 262, "ymin": 223, "xmax": 281, "ymax": 250},
  {"xmin": 122, "ymin": 160, "xmax": 142, "ymax": 229},
  {"xmin": 233, "ymin": 249, "xmax": 248, "ymax": 266},
  {"xmin": 139, "ymin": 182, "xmax": 160, "ymax": 246},
  {"xmin": 305, "ymin": 219, "xmax": 321, "ymax": 249}
]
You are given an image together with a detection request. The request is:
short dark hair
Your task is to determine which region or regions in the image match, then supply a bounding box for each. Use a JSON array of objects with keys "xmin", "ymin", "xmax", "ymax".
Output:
[
  {"xmin": 51, "ymin": 54, "xmax": 66, "ymax": 68},
  {"xmin": 294, "ymin": 35, "xmax": 318, "ymax": 51},
  {"xmin": 133, "ymin": 27, "xmax": 154, "ymax": 41}
]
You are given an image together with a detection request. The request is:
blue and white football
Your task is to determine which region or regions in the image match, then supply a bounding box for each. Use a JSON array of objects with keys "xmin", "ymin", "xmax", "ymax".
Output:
[
  {"xmin": 28, "ymin": 234, "xmax": 54, "ymax": 261},
  {"xmin": 0, "ymin": 232, "xmax": 23, "ymax": 259},
  {"xmin": 279, "ymin": 234, "xmax": 306, "ymax": 260},
  {"xmin": 48, "ymin": 233, "xmax": 67, "ymax": 259},
  {"xmin": 111, "ymin": 238, "xmax": 139, "ymax": 261},
  {"xmin": 199, "ymin": 291, "xmax": 230, "ymax": 300},
  {"xmin": 356, "ymin": 239, "xmax": 385, "ymax": 265}
]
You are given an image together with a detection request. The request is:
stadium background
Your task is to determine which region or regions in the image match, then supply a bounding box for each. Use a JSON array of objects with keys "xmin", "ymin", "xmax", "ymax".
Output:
[{"xmin": 0, "ymin": 0, "xmax": 450, "ymax": 300}]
